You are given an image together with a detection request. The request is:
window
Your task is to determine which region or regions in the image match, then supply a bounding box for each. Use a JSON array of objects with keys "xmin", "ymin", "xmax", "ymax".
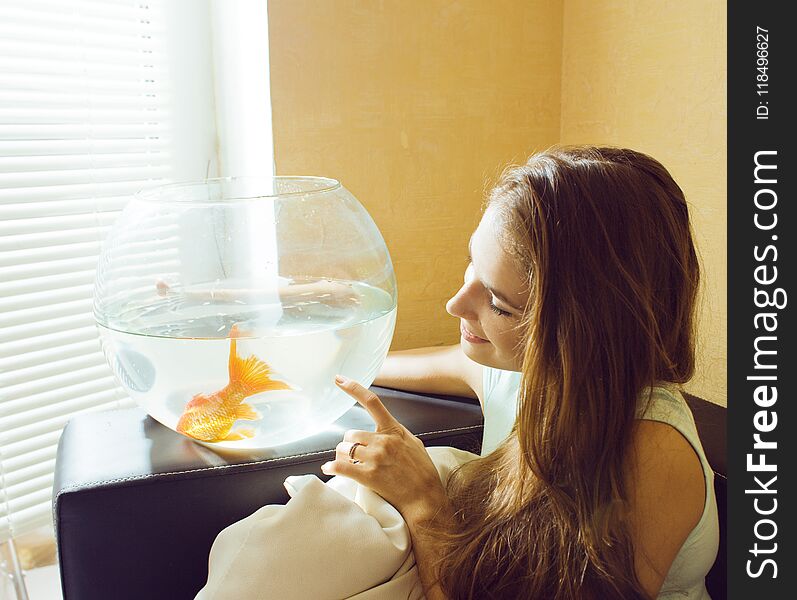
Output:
[{"xmin": 0, "ymin": 0, "xmax": 273, "ymax": 573}]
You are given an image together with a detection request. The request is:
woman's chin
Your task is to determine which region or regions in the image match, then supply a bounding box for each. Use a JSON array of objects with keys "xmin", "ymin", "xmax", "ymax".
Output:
[
  {"xmin": 461, "ymin": 341, "xmax": 493, "ymax": 364},
  {"xmin": 462, "ymin": 342, "xmax": 520, "ymax": 372}
]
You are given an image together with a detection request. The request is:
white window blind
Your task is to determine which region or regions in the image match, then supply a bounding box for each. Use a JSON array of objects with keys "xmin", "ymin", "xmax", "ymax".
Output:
[{"xmin": 0, "ymin": 0, "xmax": 221, "ymax": 542}]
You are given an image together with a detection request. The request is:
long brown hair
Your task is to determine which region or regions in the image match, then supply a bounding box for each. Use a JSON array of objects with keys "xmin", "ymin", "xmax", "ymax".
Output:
[{"xmin": 434, "ymin": 146, "xmax": 700, "ymax": 599}]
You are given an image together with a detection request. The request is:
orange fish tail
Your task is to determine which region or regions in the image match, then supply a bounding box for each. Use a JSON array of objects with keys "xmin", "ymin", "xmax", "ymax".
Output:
[{"xmin": 227, "ymin": 332, "xmax": 292, "ymax": 397}]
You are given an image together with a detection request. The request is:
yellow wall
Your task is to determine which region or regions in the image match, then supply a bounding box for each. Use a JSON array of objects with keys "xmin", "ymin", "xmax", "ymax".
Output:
[
  {"xmin": 268, "ymin": 0, "xmax": 727, "ymax": 406},
  {"xmin": 268, "ymin": 0, "xmax": 563, "ymax": 347},
  {"xmin": 560, "ymin": 0, "xmax": 727, "ymax": 405}
]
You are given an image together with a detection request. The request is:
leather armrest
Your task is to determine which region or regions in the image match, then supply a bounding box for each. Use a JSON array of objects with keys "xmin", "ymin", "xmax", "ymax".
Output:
[{"xmin": 53, "ymin": 386, "xmax": 483, "ymax": 600}]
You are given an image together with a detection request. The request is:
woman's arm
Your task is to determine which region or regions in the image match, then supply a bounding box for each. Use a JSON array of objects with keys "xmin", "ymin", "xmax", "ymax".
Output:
[
  {"xmin": 374, "ymin": 344, "xmax": 484, "ymax": 404},
  {"xmin": 404, "ymin": 506, "xmax": 453, "ymax": 600},
  {"xmin": 626, "ymin": 420, "xmax": 706, "ymax": 598}
]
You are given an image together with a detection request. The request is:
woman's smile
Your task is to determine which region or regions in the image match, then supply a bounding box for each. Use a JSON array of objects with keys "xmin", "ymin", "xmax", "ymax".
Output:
[{"xmin": 460, "ymin": 322, "xmax": 490, "ymax": 344}]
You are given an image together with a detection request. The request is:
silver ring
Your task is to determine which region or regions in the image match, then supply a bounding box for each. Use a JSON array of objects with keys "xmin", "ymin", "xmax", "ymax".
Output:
[{"xmin": 348, "ymin": 442, "xmax": 363, "ymax": 464}]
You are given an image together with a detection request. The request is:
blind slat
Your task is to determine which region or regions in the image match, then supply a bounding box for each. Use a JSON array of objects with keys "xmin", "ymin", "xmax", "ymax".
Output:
[
  {"xmin": 0, "ymin": 137, "xmax": 170, "ymax": 157},
  {"xmin": 0, "ymin": 289, "xmax": 96, "ymax": 323},
  {"xmin": 0, "ymin": 240, "xmax": 103, "ymax": 268},
  {"xmin": 0, "ymin": 231, "xmax": 180, "ymax": 263},
  {"xmin": 0, "ymin": 42, "xmax": 166, "ymax": 71},
  {"xmin": 0, "ymin": 165, "xmax": 172, "ymax": 190},
  {"xmin": 0, "ymin": 123, "xmax": 169, "ymax": 141},
  {"xmin": 0, "ymin": 89, "xmax": 167, "ymax": 110},
  {"xmin": 0, "ymin": 151, "xmax": 171, "ymax": 173},
  {"xmin": 0, "ymin": 297, "xmax": 94, "ymax": 330},
  {"xmin": 1, "ymin": 445, "xmax": 57, "ymax": 476},
  {"xmin": 0, "ymin": 211, "xmax": 120, "ymax": 236},
  {"xmin": 2, "ymin": 463, "xmax": 56, "ymax": 494},
  {"xmin": 0, "ymin": 58, "xmax": 167, "ymax": 81},
  {"xmin": 0, "ymin": 108, "xmax": 170, "ymax": 126},
  {"xmin": 0, "ymin": 24, "xmax": 166, "ymax": 52},
  {"xmin": 1, "ymin": 365, "xmax": 115, "ymax": 406},
  {"xmin": 0, "ymin": 399, "xmax": 132, "ymax": 470},
  {"xmin": 0, "ymin": 503, "xmax": 51, "ymax": 541},
  {"xmin": 1, "ymin": 393, "xmax": 130, "ymax": 446},
  {"xmin": 0, "ymin": 179, "xmax": 167, "ymax": 204},
  {"xmin": 0, "ymin": 73, "xmax": 165, "ymax": 94},
  {"xmin": 2, "ymin": 312, "xmax": 96, "ymax": 345},
  {"xmin": 0, "ymin": 338, "xmax": 100, "ymax": 375},
  {"xmin": 0, "ymin": 5, "xmax": 165, "ymax": 35},
  {"xmin": 0, "ymin": 500, "xmax": 52, "ymax": 541},
  {"xmin": 0, "ymin": 325, "xmax": 100, "ymax": 359},
  {"xmin": 0, "ymin": 351, "xmax": 107, "ymax": 391},
  {"xmin": 1, "ymin": 255, "xmax": 98, "ymax": 282},
  {"xmin": 1, "ymin": 381, "xmax": 124, "ymax": 432},
  {"xmin": 0, "ymin": 431, "xmax": 63, "ymax": 463},
  {"xmin": 0, "ymin": 228, "xmax": 108, "ymax": 253},
  {"xmin": 1, "ymin": 271, "xmax": 96, "ymax": 299},
  {"xmin": 1, "ymin": 484, "xmax": 53, "ymax": 518},
  {"xmin": 20, "ymin": 0, "xmax": 159, "ymax": 19}
]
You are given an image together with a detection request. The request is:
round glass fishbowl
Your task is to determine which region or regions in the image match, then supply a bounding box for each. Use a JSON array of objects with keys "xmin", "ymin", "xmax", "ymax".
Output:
[{"xmin": 94, "ymin": 176, "xmax": 397, "ymax": 449}]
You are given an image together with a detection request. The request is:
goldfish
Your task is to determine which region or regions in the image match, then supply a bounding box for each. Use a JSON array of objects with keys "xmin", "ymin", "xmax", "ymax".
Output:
[{"xmin": 176, "ymin": 324, "xmax": 293, "ymax": 442}]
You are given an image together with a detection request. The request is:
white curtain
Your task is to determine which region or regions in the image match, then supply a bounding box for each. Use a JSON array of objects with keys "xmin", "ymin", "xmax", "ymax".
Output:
[{"xmin": 0, "ymin": 0, "xmax": 273, "ymax": 543}]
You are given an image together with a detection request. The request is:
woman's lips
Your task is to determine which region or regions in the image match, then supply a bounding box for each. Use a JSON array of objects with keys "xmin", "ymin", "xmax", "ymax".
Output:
[{"xmin": 461, "ymin": 323, "xmax": 490, "ymax": 344}]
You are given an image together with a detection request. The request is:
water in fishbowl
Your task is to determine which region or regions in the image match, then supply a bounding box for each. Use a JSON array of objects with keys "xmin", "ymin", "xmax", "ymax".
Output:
[{"xmin": 97, "ymin": 277, "xmax": 396, "ymax": 449}]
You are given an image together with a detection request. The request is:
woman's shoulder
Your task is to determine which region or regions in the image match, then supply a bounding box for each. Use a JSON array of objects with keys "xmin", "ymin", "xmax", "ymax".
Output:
[
  {"xmin": 627, "ymin": 417, "xmax": 705, "ymax": 498},
  {"xmin": 630, "ymin": 384, "xmax": 705, "ymax": 541}
]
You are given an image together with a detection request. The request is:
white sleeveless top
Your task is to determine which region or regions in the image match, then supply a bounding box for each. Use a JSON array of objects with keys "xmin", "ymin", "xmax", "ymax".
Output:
[{"xmin": 481, "ymin": 367, "xmax": 719, "ymax": 600}]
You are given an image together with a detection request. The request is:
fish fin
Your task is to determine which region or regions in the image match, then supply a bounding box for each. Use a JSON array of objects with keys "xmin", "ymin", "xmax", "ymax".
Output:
[
  {"xmin": 256, "ymin": 377, "xmax": 293, "ymax": 392},
  {"xmin": 235, "ymin": 403, "xmax": 261, "ymax": 422},
  {"xmin": 227, "ymin": 338, "xmax": 293, "ymax": 396},
  {"xmin": 223, "ymin": 427, "xmax": 255, "ymax": 441},
  {"xmin": 185, "ymin": 393, "xmax": 210, "ymax": 409}
]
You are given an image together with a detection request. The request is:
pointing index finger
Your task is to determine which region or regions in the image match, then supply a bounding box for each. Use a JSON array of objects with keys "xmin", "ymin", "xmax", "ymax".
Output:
[{"xmin": 334, "ymin": 375, "xmax": 400, "ymax": 431}]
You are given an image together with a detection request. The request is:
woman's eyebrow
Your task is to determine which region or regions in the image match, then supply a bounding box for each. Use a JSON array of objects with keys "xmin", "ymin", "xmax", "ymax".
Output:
[{"xmin": 467, "ymin": 236, "xmax": 523, "ymax": 312}]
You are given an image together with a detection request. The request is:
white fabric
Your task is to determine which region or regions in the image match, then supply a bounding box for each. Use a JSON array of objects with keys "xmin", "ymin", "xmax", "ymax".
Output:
[
  {"xmin": 195, "ymin": 446, "xmax": 478, "ymax": 600},
  {"xmin": 480, "ymin": 367, "xmax": 522, "ymax": 456}
]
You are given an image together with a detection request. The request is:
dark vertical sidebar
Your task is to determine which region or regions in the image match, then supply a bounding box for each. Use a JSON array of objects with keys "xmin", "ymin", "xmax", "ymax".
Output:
[{"xmin": 728, "ymin": 2, "xmax": 795, "ymax": 598}]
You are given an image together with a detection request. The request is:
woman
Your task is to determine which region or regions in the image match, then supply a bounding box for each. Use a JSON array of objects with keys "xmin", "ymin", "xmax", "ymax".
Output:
[{"xmin": 321, "ymin": 146, "xmax": 719, "ymax": 599}]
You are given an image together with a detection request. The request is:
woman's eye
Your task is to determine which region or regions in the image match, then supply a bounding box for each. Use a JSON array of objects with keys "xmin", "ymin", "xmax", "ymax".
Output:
[
  {"xmin": 464, "ymin": 256, "xmax": 512, "ymax": 317},
  {"xmin": 489, "ymin": 299, "xmax": 511, "ymax": 317}
]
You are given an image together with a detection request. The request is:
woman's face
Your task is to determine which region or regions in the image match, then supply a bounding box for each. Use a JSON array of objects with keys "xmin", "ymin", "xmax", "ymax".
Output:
[{"xmin": 445, "ymin": 209, "xmax": 530, "ymax": 372}]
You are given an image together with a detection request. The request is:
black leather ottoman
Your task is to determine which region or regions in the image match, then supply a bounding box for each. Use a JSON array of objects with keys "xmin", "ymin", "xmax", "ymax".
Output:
[{"xmin": 53, "ymin": 387, "xmax": 483, "ymax": 600}]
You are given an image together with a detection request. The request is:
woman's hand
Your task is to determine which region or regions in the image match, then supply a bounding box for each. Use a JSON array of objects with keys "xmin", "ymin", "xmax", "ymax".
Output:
[{"xmin": 321, "ymin": 375, "xmax": 449, "ymax": 525}]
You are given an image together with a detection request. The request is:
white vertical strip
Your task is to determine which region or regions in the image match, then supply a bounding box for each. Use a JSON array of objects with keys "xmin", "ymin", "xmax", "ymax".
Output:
[
  {"xmin": 209, "ymin": 0, "xmax": 274, "ymax": 178},
  {"xmin": 161, "ymin": 0, "xmax": 218, "ymax": 182},
  {"xmin": 208, "ymin": 0, "xmax": 278, "ymax": 295}
]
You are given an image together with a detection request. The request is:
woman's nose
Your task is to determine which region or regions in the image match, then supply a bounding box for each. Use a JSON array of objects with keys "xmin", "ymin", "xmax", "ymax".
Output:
[
  {"xmin": 445, "ymin": 287, "xmax": 466, "ymax": 318},
  {"xmin": 446, "ymin": 268, "xmax": 478, "ymax": 319}
]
